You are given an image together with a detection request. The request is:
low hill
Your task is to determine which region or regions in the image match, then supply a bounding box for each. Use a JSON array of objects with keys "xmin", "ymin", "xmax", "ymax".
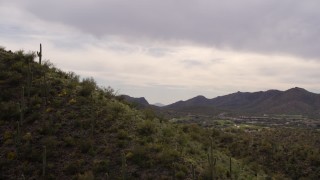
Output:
[
  {"xmin": 0, "ymin": 47, "xmax": 260, "ymax": 179},
  {"xmin": 165, "ymin": 88, "xmax": 320, "ymax": 117}
]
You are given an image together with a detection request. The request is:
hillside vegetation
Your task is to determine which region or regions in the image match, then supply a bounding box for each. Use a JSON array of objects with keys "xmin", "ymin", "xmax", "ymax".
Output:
[{"xmin": 0, "ymin": 47, "xmax": 319, "ymax": 179}]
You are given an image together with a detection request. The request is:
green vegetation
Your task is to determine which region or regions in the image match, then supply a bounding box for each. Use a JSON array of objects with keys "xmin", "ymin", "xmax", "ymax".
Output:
[{"xmin": 0, "ymin": 47, "xmax": 319, "ymax": 179}]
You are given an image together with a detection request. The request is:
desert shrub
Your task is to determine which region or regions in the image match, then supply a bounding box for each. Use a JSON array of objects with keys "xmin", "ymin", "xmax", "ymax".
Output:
[
  {"xmin": 142, "ymin": 108, "xmax": 157, "ymax": 120},
  {"xmin": 175, "ymin": 170, "xmax": 186, "ymax": 179},
  {"xmin": 177, "ymin": 162, "xmax": 189, "ymax": 171},
  {"xmin": 116, "ymin": 139, "xmax": 129, "ymax": 148},
  {"xmin": 130, "ymin": 145, "xmax": 150, "ymax": 167},
  {"xmin": 78, "ymin": 171, "xmax": 94, "ymax": 180},
  {"xmin": 79, "ymin": 139, "xmax": 93, "ymax": 153},
  {"xmin": 0, "ymin": 101, "xmax": 19, "ymax": 120},
  {"xmin": 23, "ymin": 148, "xmax": 42, "ymax": 162},
  {"xmin": 6, "ymin": 151, "xmax": 16, "ymax": 160},
  {"xmin": 63, "ymin": 136, "xmax": 76, "ymax": 147},
  {"xmin": 101, "ymin": 86, "xmax": 115, "ymax": 99},
  {"xmin": 220, "ymin": 133, "xmax": 234, "ymax": 144},
  {"xmin": 64, "ymin": 161, "xmax": 81, "ymax": 175},
  {"xmin": 41, "ymin": 136, "xmax": 60, "ymax": 159},
  {"xmin": 93, "ymin": 159, "xmax": 109, "ymax": 173},
  {"xmin": 66, "ymin": 71, "xmax": 80, "ymax": 83},
  {"xmin": 38, "ymin": 120, "xmax": 57, "ymax": 135},
  {"xmin": 51, "ymin": 98, "xmax": 63, "ymax": 108},
  {"xmin": 22, "ymin": 132, "xmax": 32, "ymax": 142},
  {"xmin": 156, "ymin": 148, "xmax": 180, "ymax": 167},
  {"xmin": 137, "ymin": 120, "xmax": 157, "ymax": 136},
  {"xmin": 108, "ymin": 102, "xmax": 126, "ymax": 120},
  {"xmin": 79, "ymin": 77, "xmax": 96, "ymax": 97},
  {"xmin": 3, "ymin": 130, "xmax": 13, "ymax": 141},
  {"xmin": 41, "ymin": 136, "xmax": 59, "ymax": 148},
  {"xmin": 102, "ymin": 146, "xmax": 112, "ymax": 156},
  {"xmin": 117, "ymin": 129, "xmax": 131, "ymax": 140}
]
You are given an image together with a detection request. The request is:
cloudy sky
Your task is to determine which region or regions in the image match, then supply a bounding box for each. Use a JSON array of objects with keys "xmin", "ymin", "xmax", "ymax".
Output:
[{"xmin": 1, "ymin": 0, "xmax": 320, "ymax": 104}]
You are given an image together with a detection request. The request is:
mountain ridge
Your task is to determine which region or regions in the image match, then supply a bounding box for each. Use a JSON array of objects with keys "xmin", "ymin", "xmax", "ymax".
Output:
[{"xmin": 164, "ymin": 87, "xmax": 320, "ymax": 117}]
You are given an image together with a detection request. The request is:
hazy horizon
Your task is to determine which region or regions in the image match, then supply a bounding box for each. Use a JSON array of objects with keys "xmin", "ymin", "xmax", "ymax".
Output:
[{"xmin": 2, "ymin": 0, "xmax": 320, "ymax": 104}]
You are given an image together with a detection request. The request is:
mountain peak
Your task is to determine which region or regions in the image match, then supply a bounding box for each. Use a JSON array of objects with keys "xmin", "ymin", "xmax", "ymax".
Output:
[
  {"xmin": 121, "ymin": 95, "xmax": 149, "ymax": 107},
  {"xmin": 192, "ymin": 95, "xmax": 207, "ymax": 99},
  {"xmin": 287, "ymin": 87, "xmax": 307, "ymax": 92}
]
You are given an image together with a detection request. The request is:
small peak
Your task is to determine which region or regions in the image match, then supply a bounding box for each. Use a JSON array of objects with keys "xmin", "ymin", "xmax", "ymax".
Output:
[
  {"xmin": 192, "ymin": 95, "xmax": 208, "ymax": 100},
  {"xmin": 287, "ymin": 87, "xmax": 307, "ymax": 92}
]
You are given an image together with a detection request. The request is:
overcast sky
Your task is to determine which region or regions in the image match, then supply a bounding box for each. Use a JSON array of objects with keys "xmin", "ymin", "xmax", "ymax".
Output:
[{"xmin": 1, "ymin": 0, "xmax": 320, "ymax": 104}]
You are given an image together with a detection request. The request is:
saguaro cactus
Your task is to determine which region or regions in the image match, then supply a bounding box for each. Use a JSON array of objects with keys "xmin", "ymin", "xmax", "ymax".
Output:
[
  {"xmin": 229, "ymin": 157, "xmax": 232, "ymax": 180},
  {"xmin": 27, "ymin": 57, "xmax": 32, "ymax": 99},
  {"xmin": 42, "ymin": 73, "xmax": 48, "ymax": 105},
  {"xmin": 207, "ymin": 137, "xmax": 216, "ymax": 180},
  {"xmin": 43, "ymin": 146, "xmax": 47, "ymax": 177},
  {"xmin": 19, "ymin": 87, "xmax": 25, "ymax": 124},
  {"xmin": 16, "ymin": 121, "xmax": 21, "ymax": 146},
  {"xmin": 191, "ymin": 164, "xmax": 196, "ymax": 180},
  {"xmin": 21, "ymin": 86, "xmax": 25, "ymax": 108},
  {"xmin": 37, "ymin": 43, "xmax": 42, "ymax": 65},
  {"xmin": 121, "ymin": 151, "xmax": 126, "ymax": 180}
]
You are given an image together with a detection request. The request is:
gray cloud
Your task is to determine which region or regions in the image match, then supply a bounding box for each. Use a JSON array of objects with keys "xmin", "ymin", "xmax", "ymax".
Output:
[
  {"xmin": 5, "ymin": 0, "xmax": 320, "ymax": 59},
  {"xmin": 181, "ymin": 59, "xmax": 205, "ymax": 68},
  {"xmin": 2, "ymin": 0, "xmax": 320, "ymax": 104}
]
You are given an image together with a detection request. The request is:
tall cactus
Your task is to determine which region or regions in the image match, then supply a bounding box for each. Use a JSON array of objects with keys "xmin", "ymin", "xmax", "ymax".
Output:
[
  {"xmin": 19, "ymin": 103, "xmax": 23, "ymax": 125},
  {"xmin": 42, "ymin": 73, "xmax": 48, "ymax": 105},
  {"xmin": 229, "ymin": 157, "xmax": 232, "ymax": 180},
  {"xmin": 19, "ymin": 87, "xmax": 25, "ymax": 124},
  {"xmin": 27, "ymin": 57, "xmax": 32, "ymax": 99},
  {"xmin": 121, "ymin": 151, "xmax": 126, "ymax": 180},
  {"xmin": 37, "ymin": 43, "xmax": 42, "ymax": 65},
  {"xmin": 191, "ymin": 164, "xmax": 196, "ymax": 180},
  {"xmin": 43, "ymin": 146, "xmax": 47, "ymax": 177},
  {"xmin": 21, "ymin": 86, "xmax": 25, "ymax": 109},
  {"xmin": 207, "ymin": 137, "xmax": 216, "ymax": 180},
  {"xmin": 16, "ymin": 121, "xmax": 21, "ymax": 146}
]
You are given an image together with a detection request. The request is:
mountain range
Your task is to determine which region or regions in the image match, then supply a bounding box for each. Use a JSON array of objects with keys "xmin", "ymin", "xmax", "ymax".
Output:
[
  {"xmin": 125, "ymin": 87, "xmax": 320, "ymax": 117},
  {"xmin": 165, "ymin": 87, "xmax": 320, "ymax": 117}
]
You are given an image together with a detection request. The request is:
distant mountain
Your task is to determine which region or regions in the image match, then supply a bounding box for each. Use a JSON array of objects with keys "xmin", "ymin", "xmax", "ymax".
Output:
[
  {"xmin": 120, "ymin": 95, "xmax": 150, "ymax": 107},
  {"xmin": 153, "ymin": 103, "xmax": 165, "ymax": 107},
  {"xmin": 164, "ymin": 87, "xmax": 320, "ymax": 117}
]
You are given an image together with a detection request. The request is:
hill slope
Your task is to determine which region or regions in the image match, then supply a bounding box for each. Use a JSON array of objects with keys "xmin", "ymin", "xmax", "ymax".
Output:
[{"xmin": 0, "ymin": 48, "xmax": 260, "ymax": 179}]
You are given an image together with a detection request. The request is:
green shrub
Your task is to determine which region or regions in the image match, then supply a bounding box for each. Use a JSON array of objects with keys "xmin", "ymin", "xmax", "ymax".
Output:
[
  {"xmin": 42, "ymin": 136, "xmax": 59, "ymax": 149},
  {"xmin": 64, "ymin": 161, "xmax": 80, "ymax": 175},
  {"xmin": 130, "ymin": 145, "xmax": 148, "ymax": 166},
  {"xmin": 175, "ymin": 170, "xmax": 186, "ymax": 179},
  {"xmin": 79, "ymin": 139, "xmax": 93, "ymax": 153},
  {"xmin": 63, "ymin": 136, "xmax": 76, "ymax": 147},
  {"xmin": 137, "ymin": 120, "xmax": 157, "ymax": 136},
  {"xmin": 156, "ymin": 148, "xmax": 180, "ymax": 166},
  {"xmin": 78, "ymin": 171, "xmax": 94, "ymax": 180},
  {"xmin": 93, "ymin": 159, "xmax": 109, "ymax": 173},
  {"xmin": 117, "ymin": 129, "xmax": 131, "ymax": 140},
  {"xmin": 0, "ymin": 101, "xmax": 19, "ymax": 120},
  {"xmin": 79, "ymin": 77, "xmax": 96, "ymax": 97}
]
